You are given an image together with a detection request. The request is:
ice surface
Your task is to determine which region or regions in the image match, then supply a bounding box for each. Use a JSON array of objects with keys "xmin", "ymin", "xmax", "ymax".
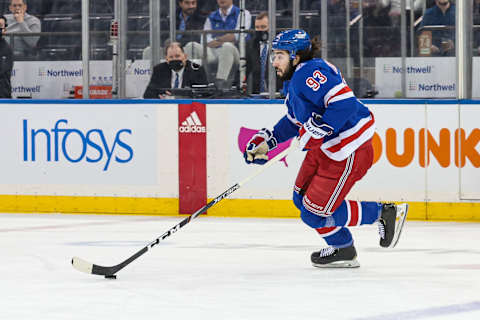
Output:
[{"xmin": 0, "ymin": 213, "xmax": 479, "ymax": 320}]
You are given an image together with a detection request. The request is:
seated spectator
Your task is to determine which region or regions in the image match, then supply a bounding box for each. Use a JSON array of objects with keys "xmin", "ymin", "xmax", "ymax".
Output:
[
  {"xmin": 177, "ymin": 0, "xmax": 207, "ymax": 46},
  {"xmin": 143, "ymin": 42, "xmax": 208, "ymax": 99},
  {"xmin": 245, "ymin": 12, "xmax": 282, "ymax": 94},
  {"xmin": 419, "ymin": 0, "xmax": 455, "ymax": 56},
  {"xmin": 184, "ymin": 0, "xmax": 251, "ymax": 89},
  {"xmin": 143, "ymin": 0, "xmax": 206, "ymax": 60},
  {"xmin": 0, "ymin": 15, "xmax": 13, "ymax": 98},
  {"xmin": 4, "ymin": 0, "xmax": 40, "ymax": 58}
]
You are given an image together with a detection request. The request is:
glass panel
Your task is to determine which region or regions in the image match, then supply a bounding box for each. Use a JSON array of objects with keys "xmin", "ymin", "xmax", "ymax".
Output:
[
  {"xmin": 374, "ymin": 0, "xmax": 457, "ymax": 98},
  {"xmin": 125, "ymin": 0, "xmax": 151, "ymax": 98},
  {"xmin": 6, "ymin": 0, "xmax": 84, "ymax": 99},
  {"xmin": 1, "ymin": 0, "xmax": 475, "ymax": 99},
  {"xmin": 473, "ymin": 0, "xmax": 480, "ymax": 98},
  {"xmin": 87, "ymin": 0, "xmax": 114, "ymax": 99}
]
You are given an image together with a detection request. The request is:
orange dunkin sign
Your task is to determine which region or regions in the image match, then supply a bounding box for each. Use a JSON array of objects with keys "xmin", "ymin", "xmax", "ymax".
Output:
[{"xmin": 371, "ymin": 128, "xmax": 480, "ymax": 168}]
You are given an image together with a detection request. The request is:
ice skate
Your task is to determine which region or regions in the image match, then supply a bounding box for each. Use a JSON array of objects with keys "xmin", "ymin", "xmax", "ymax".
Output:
[
  {"xmin": 311, "ymin": 245, "xmax": 360, "ymax": 268},
  {"xmin": 378, "ymin": 203, "xmax": 408, "ymax": 248}
]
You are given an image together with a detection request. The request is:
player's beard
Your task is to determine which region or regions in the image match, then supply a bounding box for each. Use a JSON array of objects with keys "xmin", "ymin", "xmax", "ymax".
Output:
[{"xmin": 276, "ymin": 61, "xmax": 295, "ymax": 81}]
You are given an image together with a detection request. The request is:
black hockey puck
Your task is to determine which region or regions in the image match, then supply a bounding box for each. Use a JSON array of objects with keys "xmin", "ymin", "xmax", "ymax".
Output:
[{"xmin": 105, "ymin": 275, "xmax": 117, "ymax": 279}]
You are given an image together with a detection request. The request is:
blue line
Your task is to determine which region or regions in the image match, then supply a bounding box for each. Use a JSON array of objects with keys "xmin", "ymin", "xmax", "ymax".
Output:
[
  {"xmin": 0, "ymin": 98, "xmax": 285, "ymax": 105},
  {"xmin": 0, "ymin": 98, "xmax": 479, "ymax": 105},
  {"xmin": 354, "ymin": 301, "xmax": 480, "ymax": 320}
]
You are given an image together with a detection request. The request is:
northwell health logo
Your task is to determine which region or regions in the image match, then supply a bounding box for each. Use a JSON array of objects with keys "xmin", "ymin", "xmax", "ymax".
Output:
[
  {"xmin": 179, "ymin": 111, "xmax": 206, "ymax": 133},
  {"xmin": 38, "ymin": 67, "xmax": 83, "ymax": 77},
  {"xmin": 408, "ymin": 82, "xmax": 456, "ymax": 92},
  {"xmin": 383, "ymin": 65, "xmax": 433, "ymax": 74}
]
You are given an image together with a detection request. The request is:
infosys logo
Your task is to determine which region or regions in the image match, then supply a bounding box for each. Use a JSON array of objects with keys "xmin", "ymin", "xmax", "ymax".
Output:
[
  {"xmin": 22, "ymin": 119, "xmax": 133, "ymax": 171},
  {"xmin": 179, "ymin": 111, "xmax": 206, "ymax": 133}
]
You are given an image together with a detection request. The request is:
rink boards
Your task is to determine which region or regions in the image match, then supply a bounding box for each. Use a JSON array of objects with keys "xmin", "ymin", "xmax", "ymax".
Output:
[{"xmin": 0, "ymin": 99, "xmax": 478, "ymax": 221}]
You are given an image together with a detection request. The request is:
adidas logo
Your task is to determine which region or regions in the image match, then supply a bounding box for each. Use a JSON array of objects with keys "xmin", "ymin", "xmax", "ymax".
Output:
[{"xmin": 179, "ymin": 111, "xmax": 206, "ymax": 133}]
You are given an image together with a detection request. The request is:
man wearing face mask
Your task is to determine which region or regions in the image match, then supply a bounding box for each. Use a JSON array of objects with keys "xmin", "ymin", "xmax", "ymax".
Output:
[
  {"xmin": 0, "ymin": 15, "xmax": 13, "ymax": 98},
  {"xmin": 245, "ymin": 12, "xmax": 282, "ymax": 95},
  {"xmin": 143, "ymin": 42, "xmax": 208, "ymax": 99}
]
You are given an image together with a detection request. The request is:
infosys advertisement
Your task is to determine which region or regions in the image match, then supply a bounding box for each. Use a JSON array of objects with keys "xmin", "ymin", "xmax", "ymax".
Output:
[{"xmin": 0, "ymin": 105, "xmax": 158, "ymax": 185}]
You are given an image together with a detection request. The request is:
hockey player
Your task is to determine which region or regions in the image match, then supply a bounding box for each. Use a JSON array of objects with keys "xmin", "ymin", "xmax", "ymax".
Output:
[{"xmin": 243, "ymin": 29, "xmax": 408, "ymax": 268}]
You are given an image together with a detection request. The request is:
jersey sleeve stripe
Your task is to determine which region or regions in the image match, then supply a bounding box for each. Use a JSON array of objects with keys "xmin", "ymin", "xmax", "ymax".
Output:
[
  {"xmin": 328, "ymin": 90, "xmax": 355, "ymax": 105},
  {"xmin": 320, "ymin": 113, "xmax": 376, "ymax": 161},
  {"xmin": 323, "ymin": 83, "xmax": 346, "ymax": 106},
  {"xmin": 325, "ymin": 114, "xmax": 375, "ymax": 153},
  {"xmin": 323, "ymin": 83, "xmax": 353, "ymax": 106}
]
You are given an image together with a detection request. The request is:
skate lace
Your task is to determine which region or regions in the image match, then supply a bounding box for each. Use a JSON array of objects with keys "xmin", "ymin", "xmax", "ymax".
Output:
[
  {"xmin": 378, "ymin": 221, "xmax": 385, "ymax": 239},
  {"xmin": 318, "ymin": 246, "xmax": 336, "ymax": 257}
]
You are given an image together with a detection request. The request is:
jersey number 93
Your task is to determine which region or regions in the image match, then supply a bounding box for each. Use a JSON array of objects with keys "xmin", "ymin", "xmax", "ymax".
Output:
[{"xmin": 305, "ymin": 70, "xmax": 327, "ymax": 91}]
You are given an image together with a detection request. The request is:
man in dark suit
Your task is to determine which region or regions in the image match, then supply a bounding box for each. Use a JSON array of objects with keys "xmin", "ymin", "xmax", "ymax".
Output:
[
  {"xmin": 143, "ymin": 42, "xmax": 208, "ymax": 99},
  {"xmin": 246, "ymin": 12, "xmax": 282, "ymax": 94}
]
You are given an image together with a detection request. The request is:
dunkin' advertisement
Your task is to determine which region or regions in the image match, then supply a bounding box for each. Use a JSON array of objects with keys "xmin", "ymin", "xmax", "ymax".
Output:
[{"xmin": 222, "ymin": 102, "xmax": 480, "ymax": 202}]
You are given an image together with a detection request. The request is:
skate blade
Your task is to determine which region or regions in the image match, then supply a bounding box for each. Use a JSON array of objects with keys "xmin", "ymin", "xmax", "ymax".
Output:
[
  {"xmin": 312, "ymin": 259, "xmax": 360, "ymax": 268},
  {"xmin": 389, "ymin": 203, "xmax": 408, "ymax": 248}
]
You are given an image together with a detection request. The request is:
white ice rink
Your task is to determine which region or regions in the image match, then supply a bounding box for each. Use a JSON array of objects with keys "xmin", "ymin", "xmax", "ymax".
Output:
[{"xmin": 1, "ymin": 213, "xmax": 479, "ymax": 320}]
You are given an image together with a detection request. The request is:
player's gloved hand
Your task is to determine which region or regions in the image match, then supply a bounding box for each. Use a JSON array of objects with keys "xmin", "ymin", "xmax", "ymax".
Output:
[
  {"xmin": 298, "ymin": 112, "xmax": 334, "ymax": 150},
  {"xmin": 244, "ymin": 128, "xmax": 278, "ymax": 164}
]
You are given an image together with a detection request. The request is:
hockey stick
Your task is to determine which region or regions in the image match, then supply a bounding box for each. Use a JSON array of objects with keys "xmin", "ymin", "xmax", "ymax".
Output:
[{"xmin": 72, "ymin": 138, "xmax": 299, "ymax": 278}]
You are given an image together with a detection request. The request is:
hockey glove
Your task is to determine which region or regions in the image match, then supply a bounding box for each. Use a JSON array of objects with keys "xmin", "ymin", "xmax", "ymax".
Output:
[
  {"xmin": 244, "ymin": 128, "xmax": 278, "ymax": 164},
  {"xmin": 298, "ymin": 113, "xmax": 334, "ymax": 150}
]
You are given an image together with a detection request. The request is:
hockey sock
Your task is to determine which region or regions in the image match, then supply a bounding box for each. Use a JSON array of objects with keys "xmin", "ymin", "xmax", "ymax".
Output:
[
  {"xmin": 340, "ymin": 200, "xmax": 382, "ymax": 226},
  {"xmin": 315, "ymin": 227, "xmax": 353, "ymax": 248},
  {"xmin": 301, "ymin": 200, "xmax": 382, "ymax": 229}
]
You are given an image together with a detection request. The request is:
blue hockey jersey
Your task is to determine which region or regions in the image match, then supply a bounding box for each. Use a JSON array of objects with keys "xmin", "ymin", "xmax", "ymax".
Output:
[{"xmin": 272, "ymin": 58, "xmax": 375, "ymax": 161}]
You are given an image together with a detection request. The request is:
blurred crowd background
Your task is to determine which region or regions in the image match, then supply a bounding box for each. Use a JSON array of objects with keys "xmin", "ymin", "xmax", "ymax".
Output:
[{"xmin": 0, "ymin": 0, "xmax": 479, "ymax": 99}]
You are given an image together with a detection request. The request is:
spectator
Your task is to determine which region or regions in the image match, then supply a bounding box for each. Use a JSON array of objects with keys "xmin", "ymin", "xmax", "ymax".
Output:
[
  {"xmin": 0, "ymin": 15, "xmax": 13, "ymax": 98},
  {"xmin": 385, "ymin": 0, "xmax": 424, "ymax": 26},
  {"xmin": 184, "ymin": 0, "xmax": 251, "ymax": 89},
  {"xmin": 143, "ymin": 0, "xmax": 206, "ymax": 60},
  {"xmin": 176, "ymin": 0, "xmax": 207, "ymax": 47},
  {"xmin": 143, "ymin": 42, "xmax": 208, "ymax": 99},
  {"xmin": 4, "ymin": 0, "xmax": 40, "ymax": 58},
  {"xmin": 420, "ymin": 0, "xmax": 455, "ymax": 56},
  {"xmin": 245, "ymin": 12, "xmax": 282, "ymax": 94}
]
